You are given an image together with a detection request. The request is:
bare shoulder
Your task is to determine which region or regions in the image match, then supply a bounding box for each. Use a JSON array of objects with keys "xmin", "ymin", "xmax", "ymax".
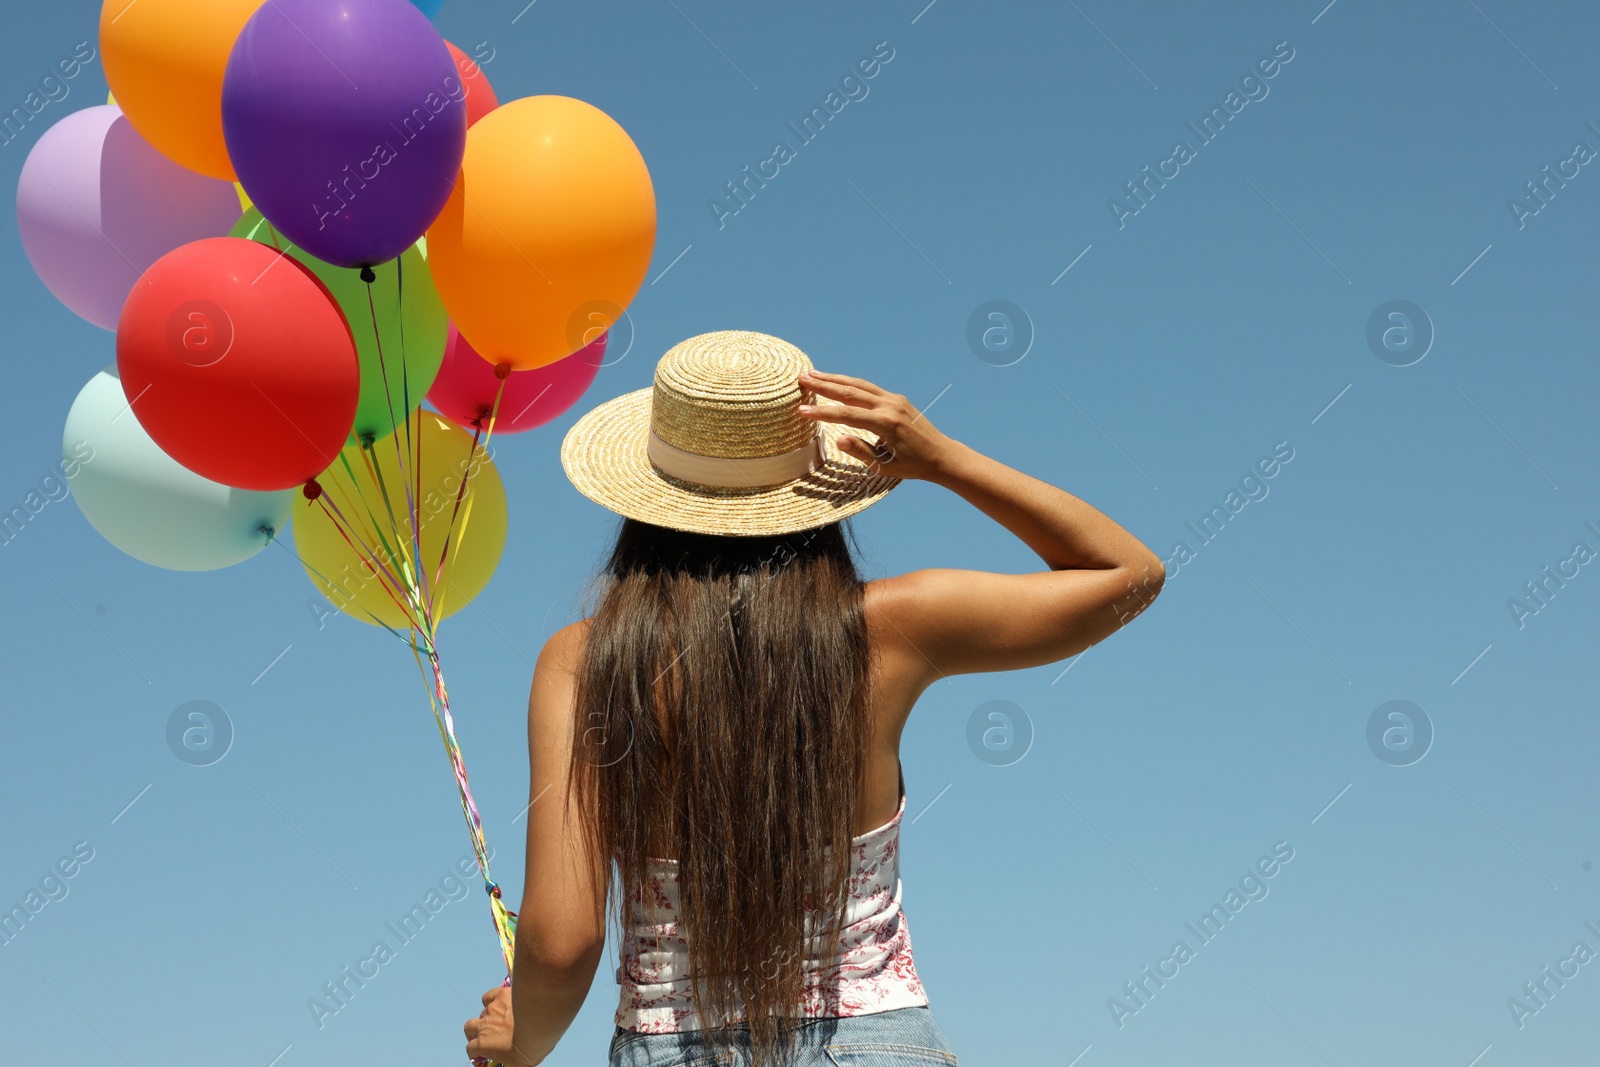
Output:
[
  {"xmin": 864, "ymin": 568, "xmax": 966, "ymax": 610},
  {"xmin": 862, "ymin": 572, "xmax": 918, "ymax": 645},
  {"xmin": 529, "ymin": 620, "xmax": 591, "ymax": 713},
  {"xmin": 863, "ymin": 572, "xmax": 946, "ymax": 705},
  {"xmin": 539, "ymin": 618, "xmax": 591, "ymax": 671},
  {"xmin": 526, "ymin": 621, "xmax": 591, "ymax": 753},
  {"xmin": 863, "ymin": 568, "xmax": 971, "ymax": 640}
]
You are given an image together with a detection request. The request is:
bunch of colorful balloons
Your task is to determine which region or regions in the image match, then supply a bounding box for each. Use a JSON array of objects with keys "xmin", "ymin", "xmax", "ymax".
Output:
[{"xmin": 18, "ymin": 0, "xmax": 656, "ymax": 631}]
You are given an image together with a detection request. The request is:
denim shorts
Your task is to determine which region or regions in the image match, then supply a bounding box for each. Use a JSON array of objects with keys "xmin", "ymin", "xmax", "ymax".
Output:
[{"xmin": 608, "ymin": 1005, "xmax": 961, "ymax": 1066}]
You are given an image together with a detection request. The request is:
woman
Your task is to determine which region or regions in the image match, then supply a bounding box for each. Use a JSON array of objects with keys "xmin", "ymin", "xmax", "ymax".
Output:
[{"xmin": 464, "ymin": 331, "xmax": 1165, "ymax": 1066}]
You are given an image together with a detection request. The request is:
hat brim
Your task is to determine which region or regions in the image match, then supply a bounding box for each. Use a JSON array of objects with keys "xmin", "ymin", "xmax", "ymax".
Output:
[{"xmin": 560, "ymin": 387, "xmax": 900, "ymax": 536}]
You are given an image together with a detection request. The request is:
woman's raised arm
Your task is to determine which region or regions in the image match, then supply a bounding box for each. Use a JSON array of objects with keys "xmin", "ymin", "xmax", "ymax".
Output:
[{"xmin": 799, "ymin": 369, "xmax": 1164, "ymax": 689}]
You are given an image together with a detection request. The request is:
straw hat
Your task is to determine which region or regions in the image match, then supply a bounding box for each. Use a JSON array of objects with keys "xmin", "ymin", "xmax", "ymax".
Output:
[{"xmin": 560, "ymin": 330, "xmax": 900, "ymax": 536}]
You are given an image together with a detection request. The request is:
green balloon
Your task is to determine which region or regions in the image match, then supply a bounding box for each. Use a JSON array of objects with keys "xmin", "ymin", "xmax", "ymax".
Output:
[{"xmin": 229, "ymin": 209, "xmax": 447, "ymax": 444}]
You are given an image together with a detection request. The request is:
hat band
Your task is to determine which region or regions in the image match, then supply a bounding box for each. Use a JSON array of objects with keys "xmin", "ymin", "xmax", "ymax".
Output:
[{"xmin": 647, "ymin": 428, "xmax": 825, "ymax": 489}]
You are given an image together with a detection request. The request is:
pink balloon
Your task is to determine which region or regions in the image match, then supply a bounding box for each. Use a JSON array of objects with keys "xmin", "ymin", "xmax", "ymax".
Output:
[
  {"xmin": 428, "ymin": 324, "xmax": 605, "ymax": 433},
  {"xmin": 16, "ymin": 105, "xmax": 242, "ymax": 331}
]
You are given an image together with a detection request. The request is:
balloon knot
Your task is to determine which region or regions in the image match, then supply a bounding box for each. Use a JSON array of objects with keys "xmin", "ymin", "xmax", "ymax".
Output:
[
  {"xmin": 302, "ymin": 480, "xmax": 323, "ymax": 501},
  {"xmin": 258, "ymin": 523, "xmax": 277, "ymax": 539},
  {"xmin": 493, "ymin": 362, "xmax": 512, "ymax": 380},
  {"xmin": 358, "ymin": 431, "xmax": 376, "ymax": 449},
  {"xmin": 359, "ymin": 265, "xmax": 376, "ymax": 284}
]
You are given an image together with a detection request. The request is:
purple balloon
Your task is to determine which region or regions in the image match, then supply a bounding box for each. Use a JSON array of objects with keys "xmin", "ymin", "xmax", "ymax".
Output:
[
  {"xmin": 16, "ymin": 105, "xmax": 242, "ymax": 331},
  {"xmin": 221, "ymin": 0, "xmax": 466, "ymax": 268},
  {"xmin": 428, "ymin": 324, "xmax": 606, "ymax": 434}
]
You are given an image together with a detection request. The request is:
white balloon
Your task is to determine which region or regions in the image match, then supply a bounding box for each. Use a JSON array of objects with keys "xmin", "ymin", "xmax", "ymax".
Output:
[{"xmin": 64, "ymin": 363, "xmax": 293, "ymax": 571}]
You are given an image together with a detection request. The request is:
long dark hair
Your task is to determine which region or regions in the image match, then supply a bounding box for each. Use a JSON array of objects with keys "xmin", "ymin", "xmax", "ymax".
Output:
[{"xmin": 565, "ymin": 516, "xmax": 874, "ymax": 1066}]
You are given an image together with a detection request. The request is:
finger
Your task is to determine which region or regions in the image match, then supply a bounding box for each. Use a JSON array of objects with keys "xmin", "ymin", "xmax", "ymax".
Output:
[
  {"xmin": 798, "ymin": 375, "xmax": 883, "ymax": 408},
  {"xmin": 482, "ymin": 990, "xmax": 497, "ymax": 1006},
  {"xmin": 464, "ymin": 1018, "xmax": 479, "ymax": 1039},
  {"xmin": 798, "ymin": 401, "xmax": 890, "ymax": 434},
  {"xmin": 802, "ymin": 370, "xmax": 888, "ymax": 396}
]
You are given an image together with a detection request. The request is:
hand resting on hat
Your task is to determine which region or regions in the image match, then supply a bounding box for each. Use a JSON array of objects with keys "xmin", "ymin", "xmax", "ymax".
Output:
[{"xmin": 797, "ymin": 369, "xmax": 954, "ymax": 483}]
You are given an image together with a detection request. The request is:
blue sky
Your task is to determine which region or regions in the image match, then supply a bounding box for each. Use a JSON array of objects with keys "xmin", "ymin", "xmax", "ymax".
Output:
[{"xmin": 3, "ymin": 1, "xmax": 1599, "ymax": 1064}]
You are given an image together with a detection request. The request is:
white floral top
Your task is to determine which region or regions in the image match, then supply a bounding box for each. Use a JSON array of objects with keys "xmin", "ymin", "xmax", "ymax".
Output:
[{"xmin": 614, "ymin": 789, "xmax": 929, "ymax": 1031}]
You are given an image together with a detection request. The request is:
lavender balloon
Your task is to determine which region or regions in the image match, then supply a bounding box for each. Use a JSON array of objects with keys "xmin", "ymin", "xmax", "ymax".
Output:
[
  {"xmin": 16, "ymin": 105, "xmax": 241, "ymax": 331},
  {"xmin": 221, "ymin": 0, "xmax": 467, "ymax": 268}
]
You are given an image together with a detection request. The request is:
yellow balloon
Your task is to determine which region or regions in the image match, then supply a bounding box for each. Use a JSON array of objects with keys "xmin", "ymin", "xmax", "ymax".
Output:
[
  {"xmin": 234, "ymin": 182, "xmax": 252, "ymax": 212},
  {"xmin": 99, "ymin": 0, "xmax": 265, "ymax": 180},
  {"xmin": 293, "ymin": 413, "xmax": 509, "ymax": 629}
]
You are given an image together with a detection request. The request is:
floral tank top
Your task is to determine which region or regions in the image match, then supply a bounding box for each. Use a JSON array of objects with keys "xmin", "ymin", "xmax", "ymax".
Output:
[{"xmin": 614, "ymin": 769, "xmax": 929, "ymax": 1031}]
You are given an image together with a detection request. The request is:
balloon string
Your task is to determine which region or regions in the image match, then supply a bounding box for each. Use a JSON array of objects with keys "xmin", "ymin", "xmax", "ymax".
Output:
[
  {"xmin": 311, "ymin": 479, "xmax": 409, "ymax": 606},
  {"xmin": 318, "ymin": 488, "xmax": 420, "ymax": 634},
  {"xmin": 406, "ymin": 452, "xmax": 517, "ymax": 984},
  {"xmin": 312, "ymin": 493, "xmax": 424, "ymax": 632},
  {"xmin": 313, "ymin": 507, "xmax": 421, "ymax": 635},
  {"xmin": 351, "ymin": 440, "xmax": 423, "ymax": 611},
  {"xmin": 363, "ymin": 266, "xmax": 423, "ymax": 538},
  {"xmin": 327, "ymin": 451, "xmax": 402, "ymax": 571},
  {"xmin": 414, "ymin": 389, "xmax": 425, "ymax": 609},
  {"xmin": 324, "ymin": 452, "xmax": 418, "ymax": 611},
  {"xmin": 445, "ymin": 372, "xmax": 510, "ymax": 601},
  {"xmin": 428, "ymin": 419, "xmax": 485, "ymax": 622},
  {"xmin": 360, "ymin": 271, "xmax": 428, "ymax": 616},
  {"xmin": 407, "ymin": 628, "xmax": 518, "ymax": 978},
  {"xmin": 393, "ymin": 255, "xmax": 426, "ymax": 615},
  {"xmin": 396, "ymin": 252, "xmax": 413, "ymax": 456},
  {"xmin": 400, "ymin": 364, "xmax": 519, "ymax": 994},
  {"xmin": 429, "ymin": 373, "xmax": 508, "ymax": 621},
  {"xmin": 412, "ymin": 647, "xmax": 518, "ymax": 1067},
  {"xmin": 328, "ymin": 449, "xmax": 403, "ymax": 572}
]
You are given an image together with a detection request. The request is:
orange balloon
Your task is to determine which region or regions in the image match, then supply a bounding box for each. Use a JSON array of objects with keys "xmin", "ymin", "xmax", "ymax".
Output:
[
  {"xmin": 100, "ymin": 0, "xmax": 265, "ymax": 180},
  {"xmin": 426, "ymin": 95, "xmax": 656, "ymax": 371}
]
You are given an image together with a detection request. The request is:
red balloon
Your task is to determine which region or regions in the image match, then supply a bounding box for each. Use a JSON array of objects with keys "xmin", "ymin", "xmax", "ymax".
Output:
[
  {"xmin": 428, "ymin": 324, "xmax": 603, "ymax": 434},
  {"xmin": 444, "ymin": 41, "xmax": 500, "ymax": 128},
  {"xmin": 116, "ymin": 237, "xmax": 360, "ymax": 491}
]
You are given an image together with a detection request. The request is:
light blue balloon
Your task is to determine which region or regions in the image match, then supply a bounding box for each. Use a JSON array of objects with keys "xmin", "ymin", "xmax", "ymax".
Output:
[
  {"xmin": 408, "ymin": 0, "xmax": 445, "ymax": 17},
  {"xmin": 64, "ymin": 364, "xmax": 294, "ymax": 572}
]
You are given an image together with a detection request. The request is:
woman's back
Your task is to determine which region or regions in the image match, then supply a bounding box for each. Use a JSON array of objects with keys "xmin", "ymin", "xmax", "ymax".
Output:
[
  {"xmin": 611, "ymin": 575, "xmax": 942, "ymax": 1036},
  {"xmin": 632, "ymin": 575, "xmax": 946, "ymax": 859}
]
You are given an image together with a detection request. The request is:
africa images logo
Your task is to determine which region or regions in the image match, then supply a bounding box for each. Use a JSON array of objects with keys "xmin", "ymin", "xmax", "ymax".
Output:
[
  {"xmin": 1107, "ymin": 40, "xmax": 1296, "ymax": 230},
  {"xmin": 708, "ymin": 41, "xmax": 896, "ymax": 230},
  {"xmin": 1108, "ymin": 840, "xmax": 1295, "ymax": 1028}
]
